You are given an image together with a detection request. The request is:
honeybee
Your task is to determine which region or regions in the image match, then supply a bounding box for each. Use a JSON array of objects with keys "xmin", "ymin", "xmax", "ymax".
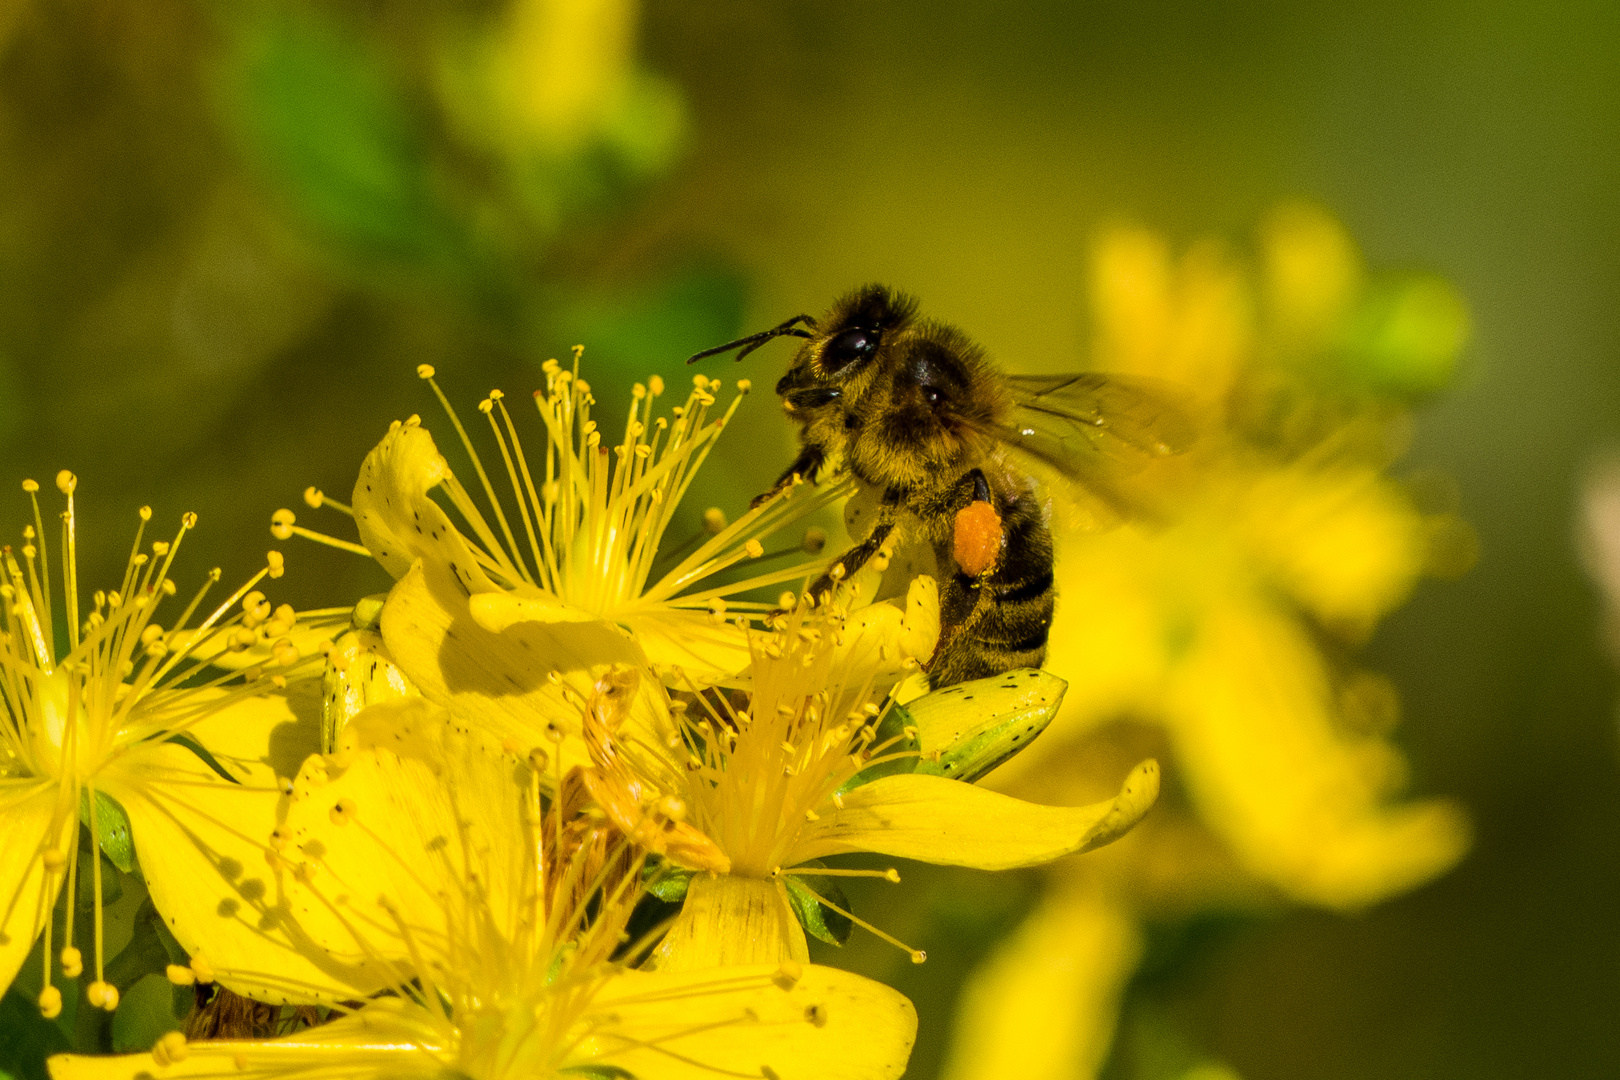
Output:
[{"xmin": 688, "ymin": 284, "xmax": 1192, "ymax": 688}]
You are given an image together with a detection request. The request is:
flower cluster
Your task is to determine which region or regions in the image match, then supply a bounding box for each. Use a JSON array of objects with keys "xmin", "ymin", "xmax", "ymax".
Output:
[{"xmin": 5, "ymin": 353, "xmax": 1161, "ymax": 1080}]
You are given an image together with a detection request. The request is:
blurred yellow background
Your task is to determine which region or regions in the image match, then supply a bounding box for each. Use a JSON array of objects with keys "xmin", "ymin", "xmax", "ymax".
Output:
[{"xmin": 2, "ymin": 2, "xmax": 1617, "ymax": 1077}]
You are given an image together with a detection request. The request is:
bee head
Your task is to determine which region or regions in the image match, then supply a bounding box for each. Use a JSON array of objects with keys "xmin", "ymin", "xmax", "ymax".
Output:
[
  {"xmin": 850, "ymin": 324, "xmax": 999, "ymax": 485},
  {"xmin": 774, "ymin": 285, "xmax": 918, "ymax": 411}
]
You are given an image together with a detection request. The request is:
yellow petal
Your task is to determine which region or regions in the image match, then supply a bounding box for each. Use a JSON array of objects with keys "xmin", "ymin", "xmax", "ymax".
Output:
[
  {"xmin": 652, "ymin": 874, "xmax": 808, "ymax": 972},
  {"xmin": 825, "ymin": 576, "xmax": 939, "ymax": 691},
  {"xmin": 353, "ymin": 421, "xmax": 498, "ymax": 592},
  {"xmin": 379, "ymin": 559, "xmax": 652, "ymax": 768},
  {"xmin": 584, "ymin": 963, "xmax": 917, "ymax": 1080},
  {"xmin": 276, "ymin": 699, "xmax": 532, "ymax": 974},
  {"xmin": 102, "ymin": 743, "xmax": 376, "ymax": 1005},
  {"xmin": 0, "ymin": 779, "xmax": 72, "ymax": 993},
  {"xmin": 48, "ymin": 999, "xmax": 442, "ymax": 1080},
  {"xmin": 942, "ymin": 884, "xmax": 1141, "ymax": 1080},
  {"xmin": 1166, "ymin": 603, "xmax": 1470, "ymax": 908},
  {"xmin": 152, "ymin": 684, "xmax": 322, "ymax": 780},
  {"xmin": 794, "ymin": 761, "xmax": 1160, "ymax": 870},
  {"xmin": 468, "ymin": 587, "xmax": 601, "ymax": 630},
  {"xmin": 623, "ymin": 607, "xmax": 754, "ymax": 683}
]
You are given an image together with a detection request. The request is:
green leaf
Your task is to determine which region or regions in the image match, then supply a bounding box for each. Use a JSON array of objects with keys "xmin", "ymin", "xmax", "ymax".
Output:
[
  {"xmin": 110, "ymin": 974, "xmax": 185, "ymax": 1053},
  {"xmin": 781, "ymin": 866, "xmax": 853, "ymax": 947},
  {"xmin": 0, "ymin": 986, "xmax": 70, "ymax": 1080},
  {"xmin": 78, "ymin": 789, "xmax": 135, "ymax": 875}
]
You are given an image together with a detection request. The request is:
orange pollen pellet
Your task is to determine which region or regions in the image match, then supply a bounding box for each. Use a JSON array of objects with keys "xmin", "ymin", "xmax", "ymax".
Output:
[{"xmin": 952, "ymin": 500, "xmax": 1003, "ymax": 577}]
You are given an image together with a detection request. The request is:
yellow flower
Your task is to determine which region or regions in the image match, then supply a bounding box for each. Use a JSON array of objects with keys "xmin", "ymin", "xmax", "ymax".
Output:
[
  {"xmin": 0, "ymin": 473, "xmax": 335, "ymax": 1017},
  {"xmin": 283, "ymin": 361, "xmax": 842, "ymax": 774},
  {"xmin": 567, "ymin": 596, "xmax": 1160, "ymax": 972},
  {"xmin": 51, "ymin": 697, "xmax": 920, "ymax": 1080}
]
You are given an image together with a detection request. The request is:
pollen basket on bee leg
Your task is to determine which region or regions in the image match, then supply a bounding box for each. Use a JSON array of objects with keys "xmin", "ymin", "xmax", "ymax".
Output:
[{"xmin": 952, "ymin": 501, "xmax": 1003, "ymax": 577}]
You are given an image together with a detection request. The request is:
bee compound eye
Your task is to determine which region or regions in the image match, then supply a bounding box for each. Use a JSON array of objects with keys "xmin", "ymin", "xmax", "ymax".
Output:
[{"xmin": 821, "ymin": 327, "xmax": 877, "ymax": 373}]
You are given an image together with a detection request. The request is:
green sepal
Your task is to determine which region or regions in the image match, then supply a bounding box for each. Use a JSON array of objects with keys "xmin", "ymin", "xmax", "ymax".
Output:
[
  {"xmin": 78, "ymin": 789, "xmax": 135, "ymax": 875},
  {"xmin": 781, "ymin": 863, "xmax": 853, "ymax": 946},
  {"xmin": 642, "ymin": 863, "xmax": 693, "ymax": 903}
]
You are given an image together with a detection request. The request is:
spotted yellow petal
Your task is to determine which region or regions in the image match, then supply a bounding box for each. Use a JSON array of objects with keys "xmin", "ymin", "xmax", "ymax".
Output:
[
  {"xmin": 353, "ymin": 421, "xmax": 499, "ymax": 592},
  {"xmin": 102, "ymin": 742, "xmax": 374, "ymax": 1005},
  {"xmin": 276, "ymin": 699, "xmax": 531, "ymax": 975},
  {"xmin": 586, "ymin": 963, "xmax": 917, "ymax": 1080},
  {"xmin": 0, "ymin": 779, "xmax": 73, "ymax": 994},
  {"xmin": 794, "ymin": 761, "xmax": 1160, "ymax": 871}
]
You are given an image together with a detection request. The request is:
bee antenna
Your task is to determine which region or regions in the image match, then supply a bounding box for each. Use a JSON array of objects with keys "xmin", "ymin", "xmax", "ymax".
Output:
[{"xmin": 686, "ymin": 315, "xmax": 819, "ymax": 364}]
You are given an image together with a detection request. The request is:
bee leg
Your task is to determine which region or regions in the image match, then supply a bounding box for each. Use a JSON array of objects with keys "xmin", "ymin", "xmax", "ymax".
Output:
[
  {"xmin": 801, "ymin": 487, "xmax": 903, "ymax": 606},
  {"xmin": 750, "ymin": 445, "xmax": 825, "ymax": 509}
]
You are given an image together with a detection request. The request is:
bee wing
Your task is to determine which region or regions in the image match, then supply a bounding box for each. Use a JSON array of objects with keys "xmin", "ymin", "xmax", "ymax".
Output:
[{"xmin": 989, "ymin": 373, "xmax": 1197, "ymax": 532}]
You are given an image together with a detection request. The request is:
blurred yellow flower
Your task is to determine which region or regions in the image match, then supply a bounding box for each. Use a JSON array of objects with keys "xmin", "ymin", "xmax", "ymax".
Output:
[
  {"xmin": 50, "ymin": 696, "xmax": 920, "ymax": 1080},
  {"xmin": 947, "ymin": 205, "xmax": 1474, "ymax": 1080},
  {"xmin": 0, "ymin": 474, "xmax": 333, "ymax": 1017},
  {"xmin": 995, "ymin": 204, "xmax": 1472, "ymax": 908}
]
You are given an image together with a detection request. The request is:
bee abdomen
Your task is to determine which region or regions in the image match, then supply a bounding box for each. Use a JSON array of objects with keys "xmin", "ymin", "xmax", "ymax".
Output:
[{"xmin": 928, "ymin": 491, "xmax": 1055, "ymax": 688}]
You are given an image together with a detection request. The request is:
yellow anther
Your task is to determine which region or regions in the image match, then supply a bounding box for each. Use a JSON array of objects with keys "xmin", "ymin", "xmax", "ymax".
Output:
[
  {"xmin": 804, "ymin": 808, "xmax": 819, "ymax": 822},
  {"xmin": 182, "ymin": 512, "xmax": 198, "ymax": 528},
  {"xmin": 478, "ymin": 399, "xmax": 494, "ymax": 414},
  {"xmin": 267, "ymin": 551, "xmax": 285, "ymax": 578},
  {"xmin": 658, "ymin": 796, "xmax": 687, "ymax": 822},
  {"xmin": 37, "ymin": 986, "xmax": 61, "ymax": 1018},
  {"xmin": 832, "ymin": 791, "xmax": 845, "ymax": 809},
  {"xmin": 631, "ymin": 382, "xmax": 646, "ymax": 399},
  {"xmin": 304, "ymin": 486, "xmax": 325, "ymax": 508},
  {"xmin": 153, "ymin": 1031, "xmax": 188, "ymax": 1066},
  {"xmin": 59, "ymin": 946, "xmax": 83, "ymax": 978},
  {"xmin": 489, "ymin": 388, "xmax": 505, "ymax": 400},
  {"xmin": 21, "ymin": 479, "xmax": 38, "ymax": 493},
  {"xmin": 230, "ymin": 627, "xmax": 258, "ymax": 650},
  {"xmin": 151, "ymin": 541, "xmax": 170, "ymax": 556},
  {"xmin": 737, "ymin": 378, "xmax": 753, "ymax": 392},
  {"xmin": 329, "ymin": 797, "xmax": 358, "ymax": 825},
  {"xmin": 87, "ymin": 980, "xmax": 119, "ymax": 1010},
  {"xmin": 272, "ymin": 639, "xmax": 300, "ymax": 667},
  {"xmin": 693, "ymin": 374, "xmax": 708, "ymax": 390},
  {"xmin": 42, "ymin": 848, "xmax": 65, "ymax": 872},
  {"xmin": 161, "ymin": 579, "xmax": 177, "ymax": 595},
  {"xmin": 778, "ymin": 591, "xmax": 796, "ymax": 610},
  {"xmin": 648, "ymin": 375, "xmax": 664, "ymax": 395},
  {"xmin": 527, "ymin": 747, "xmax": 550, "ymax": 772},
  {"xmin": 417, "ymin": 364, "xmax": 436, "ymax": 379},
  {"xmin": 773, "ymin": 958, "xmax": 803, "ymax": 990},
  {"xmin": 140, "ymin": 625, "xmax": 164, "ymax": 646},
  {"xmin": 188, "ymin": 954, "xmax": 214, "ymax": 984},
  {"xmin": 138, "ymin": 505, "xmax": 152, "ymax": 521},
  {"xmin": 909, "ymin": 950, "xmax": 927, "ymax": 964},
  {"xmin": 884, "ymin": 868, "xmax": 901, "ymax": 883},
  {"xmin": 166, "ymin": 963, "xmax": 196, "ymax": 986},
  {"xmin": 55, "ymin": 470, "xmax": 76, "ymax": 494},
  {"xmin": 745, "ymin": 539, "xmax": 764, "ymax": 558},
  {"xmin": 270, "ymin": 508, "xmax": 296, "ymax": 540}
]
